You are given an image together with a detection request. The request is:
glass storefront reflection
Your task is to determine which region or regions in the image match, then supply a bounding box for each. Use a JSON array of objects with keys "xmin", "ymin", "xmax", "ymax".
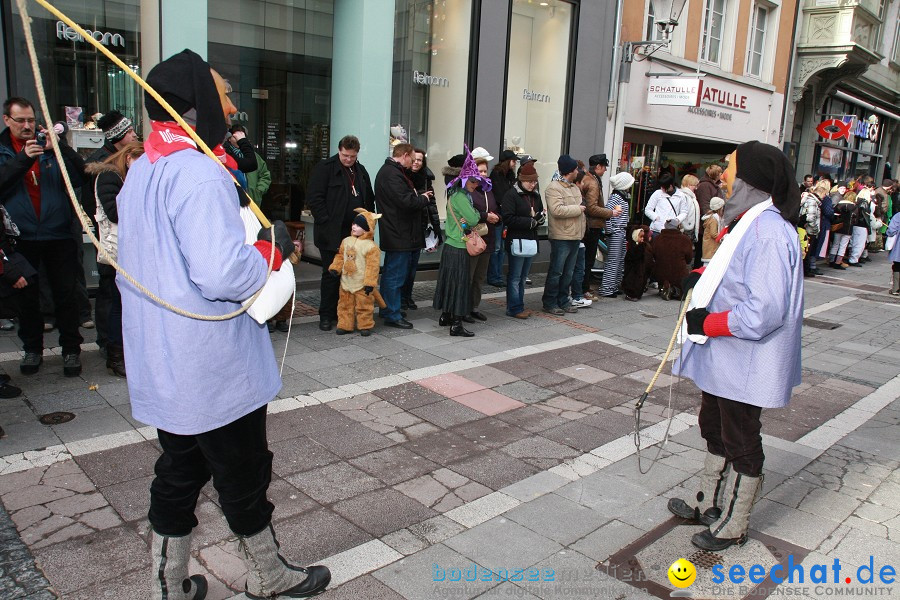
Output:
[{"xmin": 504, "ymin": 0, "xmax": 573, "ymax": 184}]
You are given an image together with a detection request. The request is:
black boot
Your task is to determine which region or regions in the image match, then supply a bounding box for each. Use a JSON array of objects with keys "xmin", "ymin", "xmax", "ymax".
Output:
[
  {"xmin": 449, "ymin": 317, "xmax": 474, "ymax": 337},
  {"xmin": 438, "ymin": 312, "xmax": 452, "ymax": 326},
  {"xmin": 106, "ymin": 344, "xmax": 127, "ymax": 378}
]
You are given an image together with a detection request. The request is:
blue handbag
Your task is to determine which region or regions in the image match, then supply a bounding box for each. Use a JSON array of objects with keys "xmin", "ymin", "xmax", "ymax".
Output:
[{"xmin": 510, "ymin": 238, "xmax": 538, "ymax": 257}]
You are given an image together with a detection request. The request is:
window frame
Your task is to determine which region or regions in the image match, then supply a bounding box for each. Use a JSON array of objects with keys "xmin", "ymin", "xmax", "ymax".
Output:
[
  {"xmin": 746, "ymin": 3, "xmax": 768, "ymax": 78},
  {"xmin": 700, "ymin": 0, "xmax": 727, "ymax": 65}
]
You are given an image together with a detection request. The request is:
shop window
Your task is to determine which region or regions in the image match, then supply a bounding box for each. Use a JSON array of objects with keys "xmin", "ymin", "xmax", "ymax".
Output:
[
  {"xmin": 391, "ymin": 0, "xmax": 473, "ymax": 215},
  {"xmin": 746, "ymin": 4, "xmax": 768, "ymax": 78},
  {"xmin": 700, "ymin": 0, "xmax": 727, "ymax": 65},
  {"xmin": 892, "ymin": 19, "xmax": 900, "ymax": 64},
  {"xmin": 208, "ymin": 0, "xmax": 334, "ymax": 221},
  {"xmin": 503, "ymin": 0, "xmax": 574, "ymax": 184},
  {"xmin": 4, "ymin": 0, "xmax": 142, "ymax": 148}
]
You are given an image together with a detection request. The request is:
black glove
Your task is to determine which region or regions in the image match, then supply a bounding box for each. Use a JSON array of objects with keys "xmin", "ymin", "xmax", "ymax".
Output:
[
  {"xmin": 0, "ymin": 254, "xmax": 24, "ymax": 285},
  {"xmin": 685, "ymin": 308, "xmax": 709, "ymax": 336},
  {"xmin": 258, "ymin": 220, "xmax": 294, "ymax": 260},
  {"xmin": 682, "ymin": 270, "xmax": 702, "ymax": 296},
  {"xmin": 364, "ymin": 286, "xmax": 373, "ymax": 295},
  {"xmin": 533, "ymin": 212, "xmax": 547, "ymax": 226},
  {"xmin": 328, "ymin": 269, "xmax": 340, "ymax": 279},
  {"xmin": 435, "ymin": 230, "xmax": 443, "ymax": 246},
  {"xmin": 530, "ymin": 218, "xmax": 539, "ymax": 230}
]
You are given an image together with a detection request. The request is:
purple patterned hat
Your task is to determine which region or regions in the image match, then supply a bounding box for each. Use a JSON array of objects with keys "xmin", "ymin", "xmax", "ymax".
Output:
[{"xmin": 446, "ymin": 145, "xmax": 492, "ymax": 192}]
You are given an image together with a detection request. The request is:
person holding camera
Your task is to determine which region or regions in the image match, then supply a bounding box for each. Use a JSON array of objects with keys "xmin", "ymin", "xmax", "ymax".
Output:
[
  {"xmin": 501, "ymin": 162, "xmax": 543, "ymax": 319},
  {"xmin": 0, "ymin": 97, "xmax": 85, "ymax": 377}
]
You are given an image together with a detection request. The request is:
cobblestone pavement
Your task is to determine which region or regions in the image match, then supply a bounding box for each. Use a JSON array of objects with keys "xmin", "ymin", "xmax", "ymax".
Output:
[{"xmin": 1, "ymin": 256, "xmax": 899, "ymax": 599}]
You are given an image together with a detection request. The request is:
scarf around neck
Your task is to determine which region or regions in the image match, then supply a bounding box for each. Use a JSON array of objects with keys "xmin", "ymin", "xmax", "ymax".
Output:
[{"xmin": 144, "ymin": 121, "xmax": 236, "ymax": 170}]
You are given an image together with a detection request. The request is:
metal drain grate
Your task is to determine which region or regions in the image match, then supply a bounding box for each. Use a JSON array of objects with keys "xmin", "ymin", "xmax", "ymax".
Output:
[
  {"xmin": 688, "ymin": 549, "xmax": 724, "ymax": 570},
  {"xmin": 39, "ymin": 412, "xmax": 75, "ymax": 425},
  {"xmin": 803, "ymin": 318, "xmax": 841, "ymax": 330}
]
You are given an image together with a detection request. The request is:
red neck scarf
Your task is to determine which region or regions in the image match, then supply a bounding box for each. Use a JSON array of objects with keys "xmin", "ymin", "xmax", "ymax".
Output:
[
  {"xmin": 144, "ymin": 121, "xmax": 236, "ymax": 170},
  {"xmin": 11, "ymin": 135, "xmax": 42, "ymax": 220}
]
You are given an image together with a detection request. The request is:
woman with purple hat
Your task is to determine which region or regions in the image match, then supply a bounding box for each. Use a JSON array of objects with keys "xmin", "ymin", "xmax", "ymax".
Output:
[{"xmin": 434, "ymin": 147, "xmax": 490, "ymax": 336}]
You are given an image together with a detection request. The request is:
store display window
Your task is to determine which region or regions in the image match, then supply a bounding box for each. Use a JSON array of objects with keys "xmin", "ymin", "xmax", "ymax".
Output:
[
  {"xmin": 3, "ymin": 0, "xmax": 142, "ymax": 152},
  {"xmin": 391, "ymin": 0, "xmax": 473, "ymax": 216},
  {"xmin": 209, "ymin": 0, "xmax": 334, "ymax": 221},
  {"xmin": 503, "ymin": 0, "xmax": 574, "ymax": 185}
]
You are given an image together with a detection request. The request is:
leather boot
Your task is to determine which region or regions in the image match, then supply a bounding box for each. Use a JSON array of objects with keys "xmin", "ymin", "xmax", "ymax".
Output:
[
  {"xmin": 151, "ymin": 531, "xmax": 208, "ymax": 600},
  {"xmin": 667, "ymin": 452, "xmax": 730, "ymax": 525},
  {"xmin": 106, "ymin": 344, "xmax": 127, "ymax": 378},
  {"xmin": 691, "ymin": 471, "xmax": 763, "ymax": 551},
  {"xmin": 237, "ymin": 524, "xmax": 331, "ymax": 599},
  {"xmin": 891, "ymin": 272, "xmax": 900, "ymax": 296},
  {"xmin": 449, "ymin": 317, "xmax": 474, "ymax": 337},
  {"xmin": 438, "ymin": 312, "xmax": 452, "ymax": 326}
]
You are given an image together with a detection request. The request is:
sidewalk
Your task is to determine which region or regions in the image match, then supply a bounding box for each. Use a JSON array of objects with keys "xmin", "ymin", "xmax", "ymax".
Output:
[{"xmin": 1, "ymin": 254, "xmax": 899, "ymax": 599}]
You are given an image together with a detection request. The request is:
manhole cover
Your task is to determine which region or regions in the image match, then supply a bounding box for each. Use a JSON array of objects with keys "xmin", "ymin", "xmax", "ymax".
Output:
[
  {"xmin": 39, "ymin": 412, "xmax": 75, "ymax": 425},
  {"xmin": 857, "ymin": 293, "xmax": 900, "ymax": 305},
  {"xmin": 803, "ymin": 318, "xmax": 841, "ymax": 330},
  {"xmin": 688, "ymin": 549, "xmax": 724, "ymax": 569}
]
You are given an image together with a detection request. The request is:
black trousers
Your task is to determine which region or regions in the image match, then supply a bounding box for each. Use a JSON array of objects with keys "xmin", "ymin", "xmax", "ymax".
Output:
[
  {"xmin": 698, "ymin": 391, "xmax": 764, "ymax": 477},
  {"xmin": 16, "ymin": 239, "xmax": 84, "ymax": 355},
  {"xmin": 95, "ymin": 263, "xmax": 116, "ymax": 348},
  {"xmin": 149, "ymin": 406, "xmax": 274, "ymax": 537},
  {"xmin": 582, "ymin": 228, "xmax": 604, "ymax": 292},
  {"xmin": 319, "ymin": 249, "xmax": 339, "ymax": 321}
]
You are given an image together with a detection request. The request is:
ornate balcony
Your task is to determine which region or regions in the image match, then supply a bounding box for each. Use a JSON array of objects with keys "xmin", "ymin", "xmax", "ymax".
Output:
[{"xmin": 793, "ymin": 0, "xmax": 884, "ymax": 102}]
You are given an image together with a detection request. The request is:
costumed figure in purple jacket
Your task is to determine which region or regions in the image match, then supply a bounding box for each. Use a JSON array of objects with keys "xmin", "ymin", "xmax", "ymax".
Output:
[{"xmin": 669, "ymin": 141, "xmax": 803, "ymax": 551}]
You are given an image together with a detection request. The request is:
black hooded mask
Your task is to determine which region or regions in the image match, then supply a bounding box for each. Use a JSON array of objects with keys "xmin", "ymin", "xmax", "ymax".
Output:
[
  {"xmin": 144, "ymin": 49, "xmax": 227, "ymax": 151},
  {"xmin": 733, "ymin": 141, "xmax": 801, "ymax": 226}
]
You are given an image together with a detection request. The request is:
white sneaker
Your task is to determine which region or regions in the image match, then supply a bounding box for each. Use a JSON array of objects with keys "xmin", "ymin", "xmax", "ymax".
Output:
[{"xmin": 571, "ymin": 298, "xmax": 592, "ymax": 308}]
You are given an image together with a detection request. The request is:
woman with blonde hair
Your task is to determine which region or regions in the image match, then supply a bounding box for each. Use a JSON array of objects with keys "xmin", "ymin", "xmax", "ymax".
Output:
[
  {"xmin": 829, "ymin": 184, "xmax": 858, "ymax": 269},
  {"xmin": 693, "ymin": 165, "xmax": 723, "ymax": 266}
]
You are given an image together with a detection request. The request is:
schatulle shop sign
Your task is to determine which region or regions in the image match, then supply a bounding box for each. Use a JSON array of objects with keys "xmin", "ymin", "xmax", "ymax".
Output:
[{"xmin": 647, "ymin": 78, "xmax": 702, "ymax": 107}]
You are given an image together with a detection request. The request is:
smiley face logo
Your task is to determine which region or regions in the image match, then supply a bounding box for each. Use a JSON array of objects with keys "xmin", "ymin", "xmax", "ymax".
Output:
[{"xmin": 667, "ymin": 558, "xmax": 697, "ymax": 588}]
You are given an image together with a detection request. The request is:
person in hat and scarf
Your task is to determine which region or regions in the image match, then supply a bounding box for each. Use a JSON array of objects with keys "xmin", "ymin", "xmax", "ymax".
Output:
[
  {"xmin": 599, "ymin": 171, "xmax": 634, "ymax": 297},
  {"xmin": 669, "ymin": 141, "xmax": 803, "ymax": 552},
  {"xmin": 116, "ymin": 49, "xmax": 329, "ymax": 599}
]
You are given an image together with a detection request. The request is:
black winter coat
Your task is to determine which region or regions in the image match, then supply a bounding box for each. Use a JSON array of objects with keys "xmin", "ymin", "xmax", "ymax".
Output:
[
  {"xmin": 490, "ymin": 166, "xmax": 515, "ymax": 208},
  {"xmin": 410, "ymin": 166, "xmax": 441, "ymax": 240},
  {"xmin": 375, "ymin": 158, "xmax": 430, "ymax": 252},
  {"xmin": 224, "ymin": 138, "xmax": 259, "ymax": 174},
  {"xmin": 502, "ymin": 183, "xmax": 544, "ymax": 251},
  {"xmin": 84, "ymin": 162, "xmax": 124, "ymax": 223},
  {"xmin": 82, "ymin": 141, "xmax": 118, "ymax": 226},
  {"xmin": 306, "ymin": 154, "xmax": 374, "ymax": 253}
]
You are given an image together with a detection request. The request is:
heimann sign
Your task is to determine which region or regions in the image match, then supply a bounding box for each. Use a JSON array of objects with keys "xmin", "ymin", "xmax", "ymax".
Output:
[
  {"xmin": 56, "ymin": 21, "xmax": 125, "ymax": 48},
  {"xmin": 647, "ymin": 78, "xmax": 702, "ymax": 107}
]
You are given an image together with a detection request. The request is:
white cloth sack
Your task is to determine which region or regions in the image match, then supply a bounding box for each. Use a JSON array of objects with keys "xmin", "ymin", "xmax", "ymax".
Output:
[
  {"xmin": 679, "ymin": 199, "xmax": 773, "ymax": 346},
  {"xmin": 94, "ymin": 177, "xmax": 118, "ymax": 265},
  {"xmin": 239, "ymin": 206, "xmax": 296, "ymax": 324},
  {"xmin": 886, "ymin": 235, "xmax": 897, "ymax": 252}
]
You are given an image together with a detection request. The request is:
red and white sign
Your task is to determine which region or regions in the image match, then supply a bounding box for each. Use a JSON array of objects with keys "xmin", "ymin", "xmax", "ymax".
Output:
[
  {"xmin": 700, "ymin": 84, "xmax": 748, "ymax": 111},
  {"xmin": 647, "ymin": 79, "xmax": 702, "ymax": 107}
]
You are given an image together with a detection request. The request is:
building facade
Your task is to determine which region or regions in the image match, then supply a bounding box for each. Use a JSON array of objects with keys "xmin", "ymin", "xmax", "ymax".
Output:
[
  {"xmin": 0, "ymin": 0, "xmax": 618, "ymax": 225},
  {"xmin": 605, "ymin": 0, "xmax": 799, "ymax": 213},
  {"xmin": 784, "ymin": 0, "xmax": 900, "ymax": 184}
]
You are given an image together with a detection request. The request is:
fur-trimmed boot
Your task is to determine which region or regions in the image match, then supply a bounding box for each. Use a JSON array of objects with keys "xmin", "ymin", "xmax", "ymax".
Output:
[
  {"xmin": 691, "ymin": 470, "xmax": 763, "ymax": 551},
  {"xmin": 890, "ymin": 272, "xmax": 900, "ymax": 296},
  {"xmin": 237, "ymin": 524, "xmax": 331, "ymax": 598},
  {"xmin": 667, "ymin": 452, "xmax": 730, "ymax": 525},
  {"xmin": 151, "ymin": 532, "xmax": 208, "ymax": 600}
]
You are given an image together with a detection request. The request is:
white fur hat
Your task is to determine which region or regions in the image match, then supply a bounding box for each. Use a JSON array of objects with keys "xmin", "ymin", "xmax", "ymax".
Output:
[
  {"xmin": 610, "ymin": 172, "xmax": 635, "ymax": 191},
  {"xmin": 471, "ymin": 147, "xmax": 494, "ymax": 161},
  {"xmin": 710, "ymin": 196, "xmax": 725, "ymax": 211}
]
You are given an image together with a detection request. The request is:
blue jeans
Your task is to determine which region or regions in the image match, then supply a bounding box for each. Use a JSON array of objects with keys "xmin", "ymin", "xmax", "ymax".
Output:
[
  {"xmin": 401, "ymin": 250, "xmax": 421, "ymax": 305},
  {"xmin": 542, "ymin": 240, "xmax": 580, "ymax": 310},
  {"xmin": 506, "ymin": 253, "xmax": 534, "ymax": 316},
  {"xmin": 569, "ymin": 244, "xmax": 585, "ymax": 300},
  {"xmin": 380, "ymin": 251, "xmax": 416, "ymax": 322},
  {"xmin": 488, "ymin": 228, "xmax": 505, "ymax": 284}
]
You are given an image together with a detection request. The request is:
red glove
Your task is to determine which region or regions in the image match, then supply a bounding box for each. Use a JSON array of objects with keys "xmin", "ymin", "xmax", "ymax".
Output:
[
  {"xmin": 253, "ymin": 240, "xmax": 283, "ymax": 271},
  {"xmin": 686, "ymin": 308, "xmax": 732, "ymax": 337}
]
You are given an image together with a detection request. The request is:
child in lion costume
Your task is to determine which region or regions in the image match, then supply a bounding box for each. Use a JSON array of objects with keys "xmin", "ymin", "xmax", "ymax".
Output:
[{"xmin": 328, "ymin": 208, "xmax": 382, "ymax": 336}]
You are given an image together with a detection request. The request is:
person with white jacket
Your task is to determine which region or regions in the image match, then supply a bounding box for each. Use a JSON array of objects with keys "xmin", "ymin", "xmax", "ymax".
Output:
[
  {"xmin": 645, "ymin": 172, "xmax": 686, "ymax": 235},
  {"xmin": 679, "ymin": 174, "xmax": 701, "ymax": 243}
]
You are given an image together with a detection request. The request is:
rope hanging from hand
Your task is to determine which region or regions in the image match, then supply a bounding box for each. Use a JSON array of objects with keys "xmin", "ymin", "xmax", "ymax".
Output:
[{"xmin": 15, "ymin": 0, "xmax": 288, "ymax": 321}]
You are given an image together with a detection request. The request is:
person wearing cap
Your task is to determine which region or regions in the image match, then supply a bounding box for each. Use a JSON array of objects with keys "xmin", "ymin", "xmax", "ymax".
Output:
[
  {"xmin": 670, "ymin": 141, "xmax": 803, "ymax": 553},
  {"xmin": 470, "ymin": 147, "xmax": 494, "ymax": 162},
  {"xmin": 83, "ymin": 110, "xmax": 139, "ymax": 355},
  {"xmin": 701, "ymin": 196, "xmax": 726, "ymax": 264},
  {"xmin": 599, "ymin": 172, "xmax": 635, "ymax": 297},
  {"xmin": 542, "ymin": 155, "xmax": 586, "ymax": 315},
  {"xmin": 501, "ymin": 162, "xmax": 543, "ymax": 318},
  {"xmin": 116, "ymin": 49, "xmax": 330, "ymax": 599},
  {"xmin": 582, "ymin": 153, "xmax": 620, "ymax": 295},
  {"xmin": 488, "ymin": 149, "xmax": 519, "ymax": 287}
]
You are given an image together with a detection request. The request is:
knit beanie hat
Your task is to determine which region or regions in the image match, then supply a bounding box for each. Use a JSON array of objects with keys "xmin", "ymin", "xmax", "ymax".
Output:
[
  {"xmin": 353, "ymin": 213, "xmax": 370, "ymax": 232},
  {"xmin": 734, "ymin": 141, "xmax": 801, "ymax": 226},
  {"xmin": 557, "ymin": 154, "xmax": 578, "ymax": 176},
  {"xmin": 610, "ymin": 172, "xmax": 635, "ymax": 191},
  {"xmin": 518, "ymin": 163, "xmax": 538, "ymax": 182},
  {"xmin": 97, "ymin": 110, "xmax": 133, "ymax": 144},
  {"xmin": 709, "ymin": 196, "xmax": 725, "ymax": 211},
  {"xmin": 631, "ymin": 228, "xmax": 644, "ymax": 243}
]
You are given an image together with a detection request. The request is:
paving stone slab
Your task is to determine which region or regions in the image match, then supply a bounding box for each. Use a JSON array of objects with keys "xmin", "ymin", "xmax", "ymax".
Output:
[
  {"xmin": 269, "ymin": 435, "xmax": 342, "ymax": 477},
  {"xmin": 333, "ymin": 488, "xmax": 438, "ymax": 538},
  {"xmin": 373, "ymin": 382, "xmax": 447, "ymax": 410},
  {"xmin": 448, "ymin": 451, "xmax": 540, "ymax": 491},
  {"xmin": 73, "ymin": 441, "xmax": 159, "ymax": 488},
  {"xmin": 506, "ymin": 493, "xmax": 608, "ymax": 546},
  {"xmin": 349, "ymin": 446, "xmax": 439, "ymax": 486},
  {"xmin": 374, "ymin": 543, "xmax": 498, "ymax": 600},
  {"xmin": 285, "ymin": 462, "xmax": 382, "ymax": 505},
  {"xmin": 494, "ymin": 381, "xmax": 557, "ymax": 404},
  {"xmin": 410, "ymin": 399, "xmax": 485, "ymax": 429},
  {"xmin": 273, "ymin": 507, "xmax": 373, "ymax": 565},
  {"xmin": 444, "ymin": 516, "xmax": 562, "ymax": 569}
]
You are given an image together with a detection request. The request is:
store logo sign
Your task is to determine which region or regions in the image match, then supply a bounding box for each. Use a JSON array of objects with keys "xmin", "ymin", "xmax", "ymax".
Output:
[
  {"xmin": 524, "ymin": 89, "xmax": 550, "ymax": 103},
  {"xmin": 701, "ymin": 85, "xmax": 748, "ymax": 111},
  {"xmin": 816, "ymin": 115, "xmax": 879, "ymax": 143},
  {"xmin": 647, "ymin": 78, "xmax": 702, "ymax": 106},
  {"xmin": 56, "ymin": 21, "xmax": 124, "ymax": 48},
  {"xmin": 413, "ymin": 71, "xmax": 449, "ymax": 87}
]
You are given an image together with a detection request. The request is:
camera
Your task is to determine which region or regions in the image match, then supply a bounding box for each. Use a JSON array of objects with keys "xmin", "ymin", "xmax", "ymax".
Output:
[{"xmin": 35, "ymin": 132, "xmax": 47, "ymax": 147}]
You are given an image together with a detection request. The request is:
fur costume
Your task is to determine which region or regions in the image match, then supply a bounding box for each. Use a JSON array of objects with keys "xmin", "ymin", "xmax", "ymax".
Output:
[{"xmin": 329, "ymin": 208, "xmax": 382, "ymax": 333}]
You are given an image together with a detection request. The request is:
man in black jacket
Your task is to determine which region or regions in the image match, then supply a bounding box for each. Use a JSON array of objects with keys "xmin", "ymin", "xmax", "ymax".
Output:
[
  {"xmin": 487, "ymin": 149, "xmax": 517, "ymax": 287},
  {"xmin": 306, "ymin": 135, "xmax": 374, "ymax": 330},
  {"xmin": 376, "ymin": 143, "xmax": 434, "ymax": 329},
  {"xmin": 0, "ymin": 97, "xmax": 85, "ymax": 377}
]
